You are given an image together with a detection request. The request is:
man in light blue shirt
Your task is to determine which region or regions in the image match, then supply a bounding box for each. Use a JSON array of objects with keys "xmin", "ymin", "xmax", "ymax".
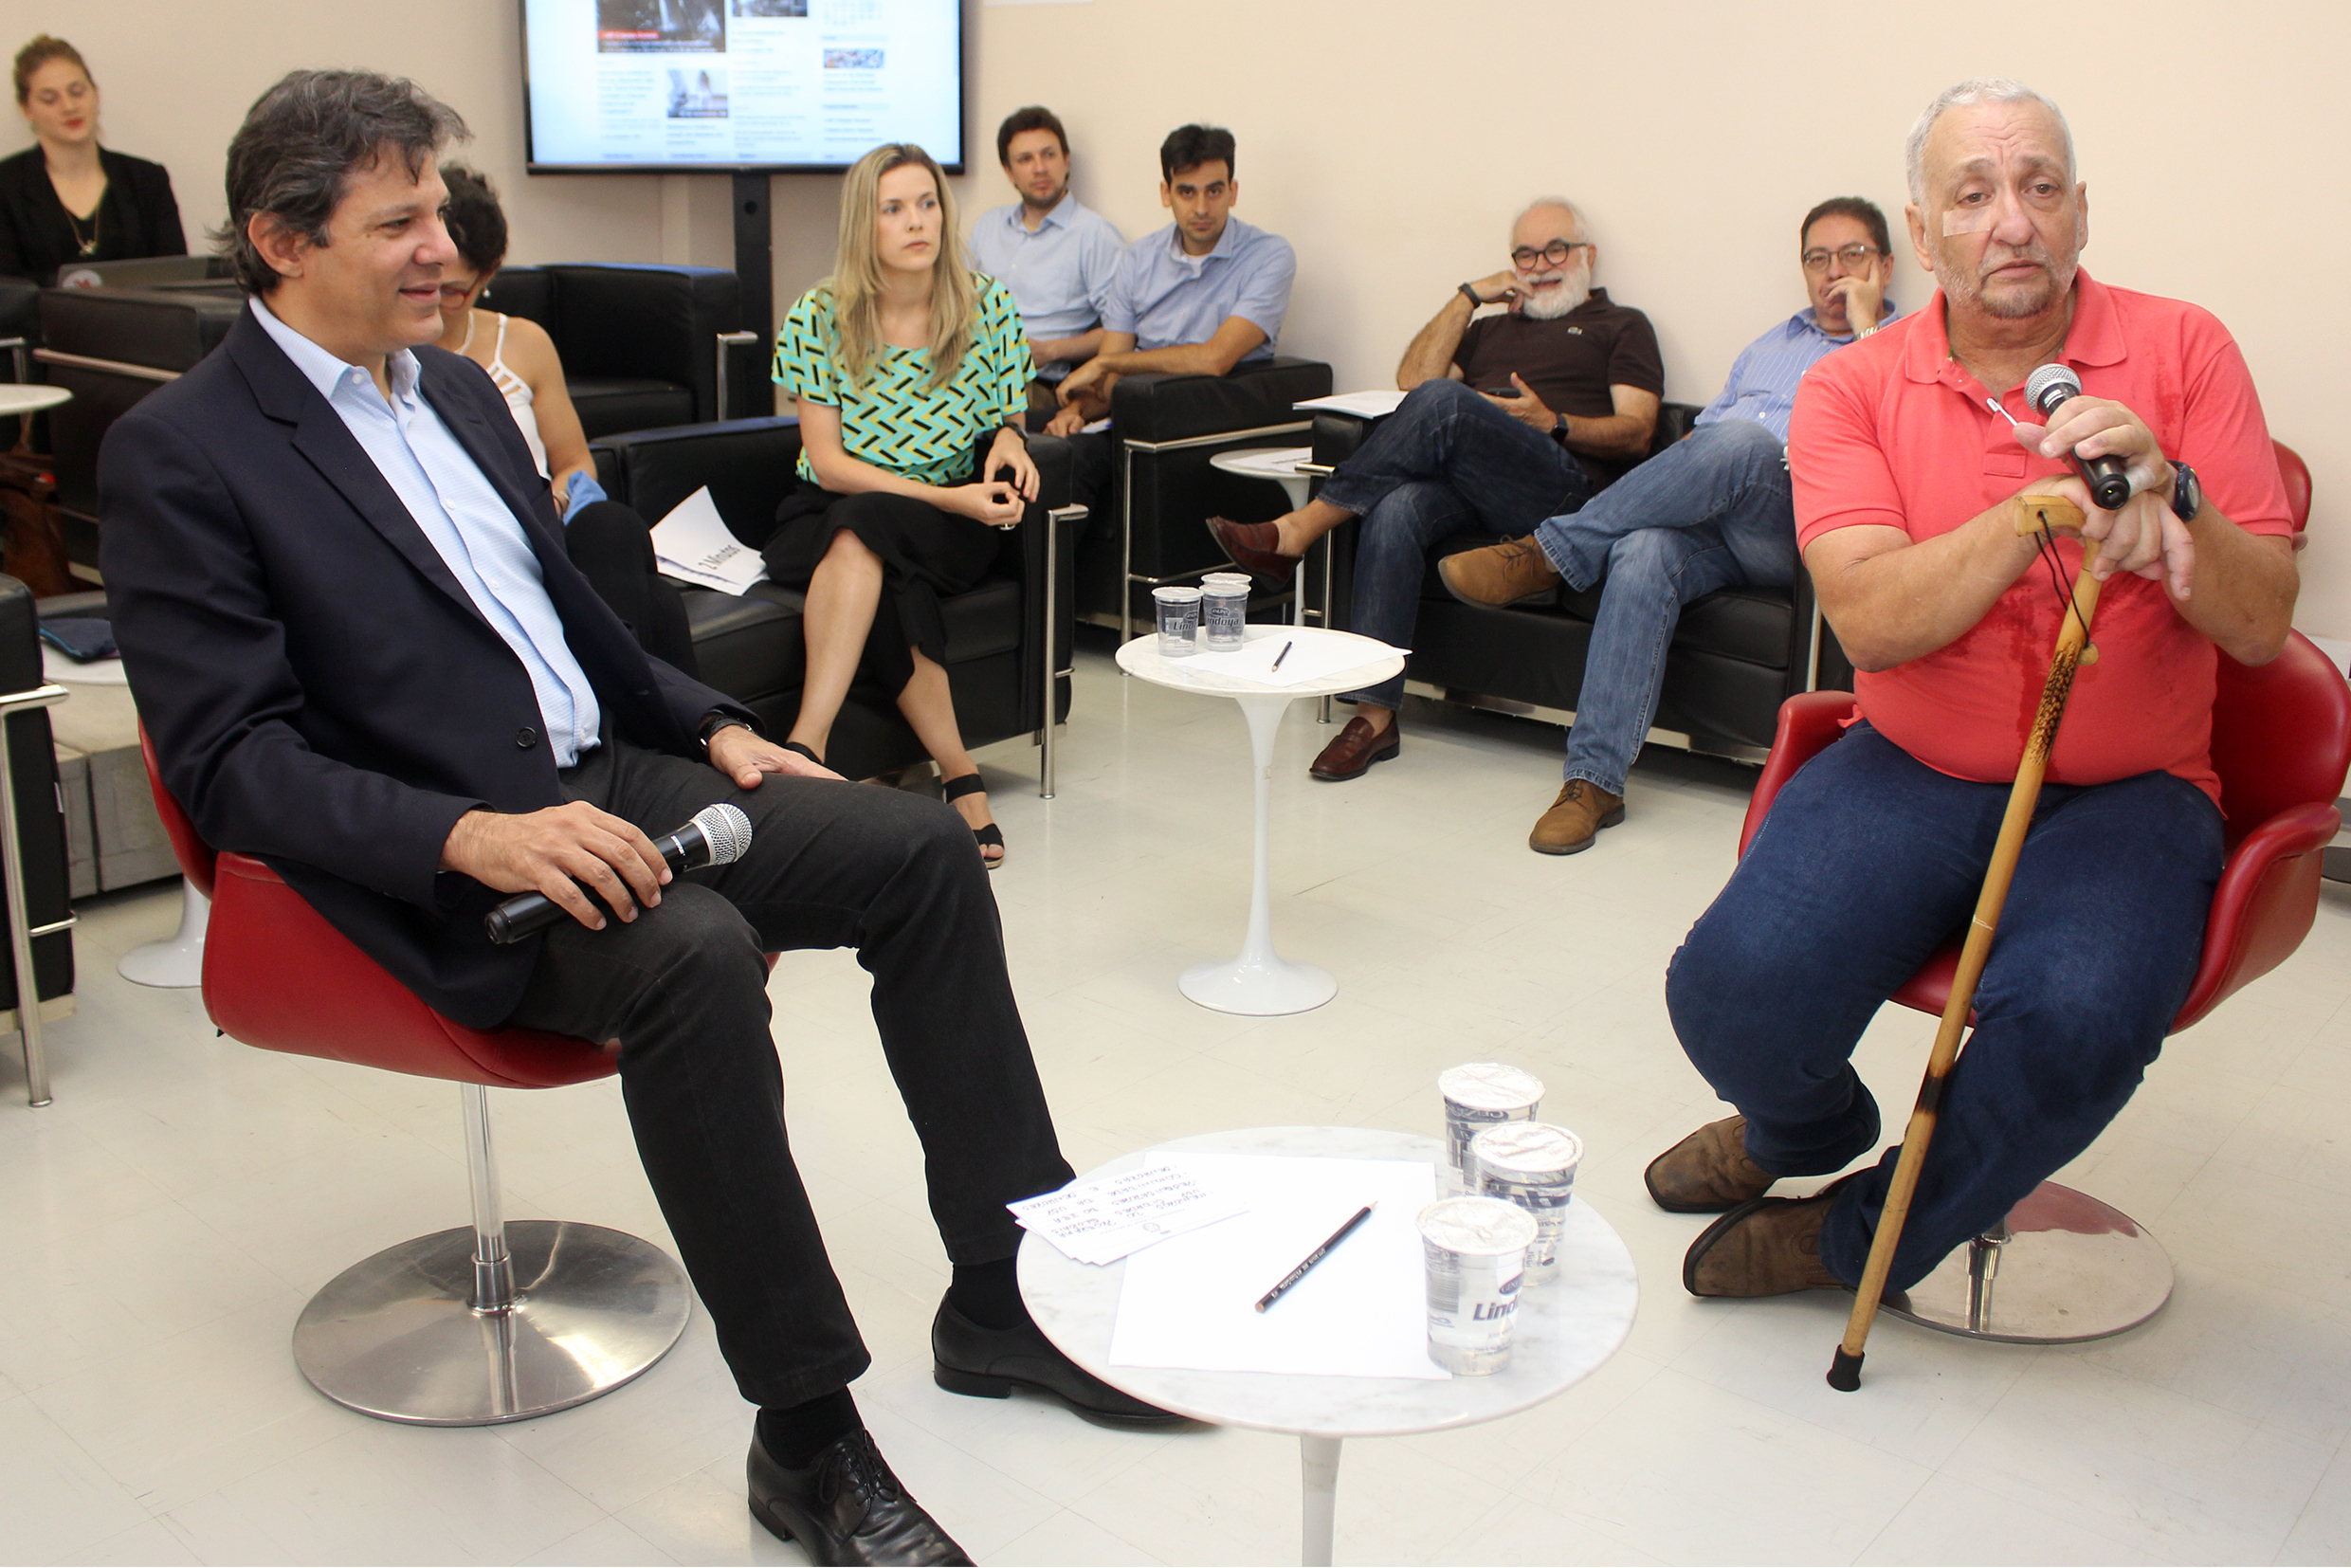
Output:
[
  {"xmin": 1436, "ymin": 197, "xmax": 1902, "ymax": 857},
  {"xmin": 1045, "ymin": 123, "xmax": 1296, "ymax": 435},
  {"xmin": 966, "ymin": 105, "xmax": 1123, "ymax": 409}
]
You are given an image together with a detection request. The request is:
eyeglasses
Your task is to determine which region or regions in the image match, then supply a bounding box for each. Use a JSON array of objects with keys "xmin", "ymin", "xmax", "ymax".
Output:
[
  {"xmin": 1801, "ymin": 244, "xmax": 1881, "ymax": 273},
  {"xmin": 1510, "ymin": 240, "xmax": 1592, "ymax": 269}
]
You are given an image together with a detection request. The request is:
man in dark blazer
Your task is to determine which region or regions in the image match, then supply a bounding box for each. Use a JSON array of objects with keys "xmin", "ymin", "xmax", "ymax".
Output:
[{"xmin": 100, "ymin": 70, "xmax": 1164, "ymax": 1568}]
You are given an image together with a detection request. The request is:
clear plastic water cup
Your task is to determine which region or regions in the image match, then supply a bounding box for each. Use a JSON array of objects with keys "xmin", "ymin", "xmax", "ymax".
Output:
[
  {"xmin": 1201, "ymin": 580, "xmax": 1249, "ymax": 651},
  {"xmin": 1469, "ymin": 1121, "xmax": 1582, "ymax": 1285},
  {"xmin": 1438, "ymin": 1063, "xmax": 1545, "ymax": 1194},
  {"xmin": 1418, "ymin": 1195, "xmax": 1537, "ymax": 1375},
  {"xmin": 1153, "ymin": 586, "xmax": 1202, "ymax": 657}
]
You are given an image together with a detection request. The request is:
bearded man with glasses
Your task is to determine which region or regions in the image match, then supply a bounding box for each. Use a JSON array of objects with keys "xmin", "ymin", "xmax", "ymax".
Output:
[{"xmin": 1209, "ymin": 196, "xmax": 1664, "ymax": 787}]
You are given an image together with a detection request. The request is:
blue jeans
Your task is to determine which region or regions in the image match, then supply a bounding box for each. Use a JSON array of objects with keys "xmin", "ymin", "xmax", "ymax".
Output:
[
  {"xmin": 1320, "ymin": 378, "xmax": 1595, "ymax": 709},
  {"xmin": 1664, "ymin": 724, "xmax": 2221, "ymax": 1290},
  {"xmin": 1530, "ymin": 419, "xmax": 1796, "ymax": 795}
]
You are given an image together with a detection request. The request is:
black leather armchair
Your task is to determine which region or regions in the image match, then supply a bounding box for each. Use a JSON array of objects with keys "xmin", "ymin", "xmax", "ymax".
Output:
[
  {"xmin": 1304, "ymin": 401, "xmax": 1850, "ymax": 765},
  {"xmin": 478, "ymin": 264, "xmax": 743, "ymax": 438},
  {"xmin": 1080, "ymin": 355, "xmax": 1333, "ymax": 633},
  {"xmin": 0, "ymin": 573, "xmax": 76, "ymax": 1106},
  {"xmin": 590, "ymin": 419, "xmax": 1083, "ymax": 793}
]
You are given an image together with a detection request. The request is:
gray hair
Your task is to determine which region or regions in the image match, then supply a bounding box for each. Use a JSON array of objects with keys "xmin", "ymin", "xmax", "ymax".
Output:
[
  {"xmin": 215, "ymin": 70, "xmax": 467, "ymax": 295},
  {"xmin": 1904, "ymin": 79, "xmax": 2073, "ymax": 204},
  {"xmin": 1515, "ymin": 195, "xmax": 1586, "ymax": 238}
]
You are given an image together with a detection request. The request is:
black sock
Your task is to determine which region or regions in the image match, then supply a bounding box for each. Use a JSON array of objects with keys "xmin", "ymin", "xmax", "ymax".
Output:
[
  {"xmin": 756, "ymin": 1388, "xmax": 860, "ymax": 1468},
  {"xmin": 947, "ymin": 1256, "xmax": 1028, "ymax": 1331}
]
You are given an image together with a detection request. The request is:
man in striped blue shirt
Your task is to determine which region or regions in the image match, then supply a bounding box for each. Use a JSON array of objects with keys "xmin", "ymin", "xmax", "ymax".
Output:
[{"xmin": 1438, "ymin": 197, "xmax": 1901, "ymax": 855}]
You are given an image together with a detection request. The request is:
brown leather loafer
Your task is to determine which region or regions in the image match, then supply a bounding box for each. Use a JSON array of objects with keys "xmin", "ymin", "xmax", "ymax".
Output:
[
  {"xmin": 1438, "ymin": 536, "xmax": 1562, "ymax": 606},
  {"xmin": 1309, "ymin": 713, "xmax": 1399, "ymax": 781},
  {"xmin": 1529, "ymin": 779, "xmax": 1624, "ymax": 854},
  {"xmin": 1205, "ymin": 515, "xmax": 1299, "ymax": 586},
  {"xmin": 1682, "ymin": 1185, "xmax": 1852, "ymax": 1298},
  {"xmin": 1645, "ymin": 1114, "xmax": 1775, "ymax": 1213}
]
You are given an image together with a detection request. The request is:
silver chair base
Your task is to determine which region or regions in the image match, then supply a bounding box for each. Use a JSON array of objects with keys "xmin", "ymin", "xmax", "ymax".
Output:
[
  {"xmin": 1883, "ymin": 1180, "xmax": 2172, "ymax": 1344},
  {"xmin": 293, "ymin": 1219, "xmax": 692, "ymax": 1425}
]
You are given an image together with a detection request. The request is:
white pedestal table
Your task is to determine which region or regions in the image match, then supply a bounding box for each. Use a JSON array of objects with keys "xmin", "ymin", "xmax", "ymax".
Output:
[
  {"xmin": 1020, "ymin": 1125, "xmax": 1638, "ymax": 1565},
  {"xmin": 1115, "ymin": 628, "xmax": 1402, "ymax": 1015}
]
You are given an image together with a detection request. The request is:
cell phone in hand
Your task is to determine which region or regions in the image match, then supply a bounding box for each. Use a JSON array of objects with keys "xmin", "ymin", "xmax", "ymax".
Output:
[{"xmin": 1485, "ymin": 386, "xmax": 1522, "ymax": 398}]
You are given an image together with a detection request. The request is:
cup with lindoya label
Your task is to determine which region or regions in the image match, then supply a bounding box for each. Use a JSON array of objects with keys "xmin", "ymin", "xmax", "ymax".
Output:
[
  {"xmin": 1469, "ymin": 1121, "xmax": 1581, "ymax": 1285},
  {"xmin": 1438, "ymin": 1062, "xmax": 1544, "ymax": 1193},
  {"xmin": 1418, "ymin": 1195, "xmax": 1536, "ymax": 1375}
]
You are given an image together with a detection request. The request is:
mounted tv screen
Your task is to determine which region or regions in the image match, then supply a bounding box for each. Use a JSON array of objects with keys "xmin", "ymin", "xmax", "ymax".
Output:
[{"xmin": 522, "ymin": 0, "xmax": 964, "ymax": 173}]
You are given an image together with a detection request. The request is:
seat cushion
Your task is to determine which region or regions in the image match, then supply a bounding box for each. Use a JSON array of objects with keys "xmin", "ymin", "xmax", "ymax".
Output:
[
  {"xmin": 570, "ymin": 378, "xmax": 694, "ymax": 440},
  {"xmin": 682, "ymin": 583, "xmax": 803, "ymax": 702}
]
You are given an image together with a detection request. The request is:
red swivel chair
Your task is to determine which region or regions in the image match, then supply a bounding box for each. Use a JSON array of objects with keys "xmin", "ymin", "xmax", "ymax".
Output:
[
  {"xmin": 140, "ymin": 731, "xmax": 692, "ymax": 1425},
  {"xmin": 1739, "ymin": 610, "xmax": 2350, "ymax": 1344}
]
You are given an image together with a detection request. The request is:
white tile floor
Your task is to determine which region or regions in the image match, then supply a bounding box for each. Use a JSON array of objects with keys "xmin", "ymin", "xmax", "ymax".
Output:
[{"xmin": 7, "ymin": 636, "xmax": 2351, "ymax": 1566}]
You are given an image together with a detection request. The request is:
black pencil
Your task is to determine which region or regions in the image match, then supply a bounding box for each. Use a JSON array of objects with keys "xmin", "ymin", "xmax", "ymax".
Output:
[{"xmin": 1255, "ymin": 1203, "xmax": 1376, "ymax": 1312}]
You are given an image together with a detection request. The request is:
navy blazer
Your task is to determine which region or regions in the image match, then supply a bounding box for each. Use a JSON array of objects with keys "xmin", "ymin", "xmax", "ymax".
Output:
[{"xmin": 99, "ymin": 305, "xmax": 751, "ymax": 1028}]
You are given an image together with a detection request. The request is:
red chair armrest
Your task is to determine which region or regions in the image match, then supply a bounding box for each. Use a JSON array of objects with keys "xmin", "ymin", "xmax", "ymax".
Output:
[
  {"xmin": 2171, "ymin": 802, "xmax": 2342, "ymax": 1030},
  {"xmin": 1739, "ymin": 691, "xmax": 1860, "ymax": 860}
]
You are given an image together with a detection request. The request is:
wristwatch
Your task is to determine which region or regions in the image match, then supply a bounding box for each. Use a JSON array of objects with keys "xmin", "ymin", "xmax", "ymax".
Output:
[
  {"xmin": 2165, "ymin": 461, "xmax": 2202, "ymax": 523},
  {"xmin": 698, "ymin": 712, "xmax": 754, "ymax": 752},
  {"xmin": 1458, "ymin": 283, "xmax": 1485, "ymax": 310}
]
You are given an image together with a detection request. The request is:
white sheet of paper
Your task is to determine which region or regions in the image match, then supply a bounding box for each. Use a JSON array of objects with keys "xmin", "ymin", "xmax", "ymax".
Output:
[
  {"xmin": 1172, "ymin": 634, "xmax": 1408, "ymax": 689},
  {"xmin": 1110, "ymin": 1153, "xmax": 1447, "ymax": 1380},
  {"xmin": 650, "ymin": 486, "xmax": 767, "ymax": 595},
  {"xmin": 1008, "ymin": 1162, "xmax": 1249, "ymax": 1266},
  {"xmin": 1294, "ymin": 390, "xmax": 1409, "ymax": 420}
]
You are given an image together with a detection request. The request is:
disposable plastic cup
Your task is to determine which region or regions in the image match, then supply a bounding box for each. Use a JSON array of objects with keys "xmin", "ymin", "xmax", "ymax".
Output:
[
  {"xmin": 1469, "ymin": 1121, "xmax": 1582, "ymax": 1285},
  {"xmin": 1418, "ymin": 1195, "xmax": 1537, "ymax": 1375},
  {"xmin": 1201, "ymin": 581, "xmax": 1249, "ymax": 651},
  {"xmin": 1437, "ymin": 1062, "xmax": 1545, "ymax": 1194},
  {"xmin": 1153, "ymin": 586, "xmax": 1202, "ymax": 656}
]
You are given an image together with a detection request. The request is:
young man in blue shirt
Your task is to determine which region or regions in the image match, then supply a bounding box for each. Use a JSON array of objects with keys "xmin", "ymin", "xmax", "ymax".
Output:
[{"xmin": 966, "ymin": 105, "xmax": 1124, "ymax": 419}]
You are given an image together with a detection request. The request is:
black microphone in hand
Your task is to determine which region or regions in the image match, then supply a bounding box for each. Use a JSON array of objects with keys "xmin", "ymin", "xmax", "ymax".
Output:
[
  {"xmin": 483, "ymin": 803, "xmax": 754, "ymax": 945},
  {"xmin": 2025, "ymin": 364, "xmax": 2133, "ymax": 512}
]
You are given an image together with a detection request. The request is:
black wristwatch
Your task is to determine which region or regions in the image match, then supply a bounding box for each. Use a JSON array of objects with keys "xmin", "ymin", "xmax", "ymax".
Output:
[
  {"xmin": 699, "ymin": 712, "xmax": 754, "ymax": 752},
  {"xmin": 1458, "ymin": 283, "xmax": 1485, "ymax": 310},
  {"xmin": 2165, "ymin": 461, "xmax": 2201, "ymax": 523}
]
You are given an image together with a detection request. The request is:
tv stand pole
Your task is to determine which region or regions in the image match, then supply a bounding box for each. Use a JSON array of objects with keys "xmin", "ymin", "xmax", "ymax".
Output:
[{"xmin": 731, "ymin": 171, "xmax": 775, "ymax": 417}]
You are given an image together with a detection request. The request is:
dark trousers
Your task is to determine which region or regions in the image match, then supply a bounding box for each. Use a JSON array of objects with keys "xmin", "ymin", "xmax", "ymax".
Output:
[
  {"xmin": 1664, "ymin": 724, "xmax": 2221, "ymax": 1289},
  {"xmin": 564, "ymin": 501, "xmax": 700, "ymax": 677},
  {"xmin": 1317, "ymin": 379, "xmax": 1595, "ymax": 708},
  {"xmin": 506, "ymin": 739, "xmax": 1072, "ymax": 1406}
]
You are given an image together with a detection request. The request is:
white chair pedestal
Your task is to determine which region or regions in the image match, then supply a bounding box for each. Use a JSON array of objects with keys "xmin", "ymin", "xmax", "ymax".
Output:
[{"xmin": 118, "ymin": 878, "xmax": 209, "ymax": 989}]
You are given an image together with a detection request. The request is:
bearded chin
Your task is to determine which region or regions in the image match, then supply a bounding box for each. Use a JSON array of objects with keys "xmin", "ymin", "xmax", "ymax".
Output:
[{"xmin": 1520, "ymin": 269, "xmax": 1592, "ymax": 320}]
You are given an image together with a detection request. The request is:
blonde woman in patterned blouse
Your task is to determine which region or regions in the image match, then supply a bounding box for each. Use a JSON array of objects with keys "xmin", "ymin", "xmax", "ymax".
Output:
[{"xmin": 768, "ymin": 141, "xmax": 1036, "ymax": 865}]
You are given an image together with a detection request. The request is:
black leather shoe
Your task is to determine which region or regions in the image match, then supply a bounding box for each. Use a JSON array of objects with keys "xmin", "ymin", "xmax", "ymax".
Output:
[
  {"xmin": 747, "ymin": 1426, "xmax": 972, "ymax": 1566},
  {"xmin": 931, "ymin": 1301, "xmax": 1188, "ymax": 1428}
]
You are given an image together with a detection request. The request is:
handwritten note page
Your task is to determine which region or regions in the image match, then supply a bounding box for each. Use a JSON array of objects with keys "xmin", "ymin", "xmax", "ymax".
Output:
[{"xmin": 1010, "ymin": 1162, "xmax": 1248, "ymax": 1266}]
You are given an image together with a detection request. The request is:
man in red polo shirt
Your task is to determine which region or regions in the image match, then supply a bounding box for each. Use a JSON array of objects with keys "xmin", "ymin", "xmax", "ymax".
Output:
[{"xmin": 1644, "ymin": 79, "xmax": 2298, "ymax": 1298}]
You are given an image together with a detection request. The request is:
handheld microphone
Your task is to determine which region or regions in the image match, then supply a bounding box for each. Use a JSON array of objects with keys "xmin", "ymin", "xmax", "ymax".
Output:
[
  {"xmin": 2024, "ymin": 364, "xmax": 2134, "ymax": 512},
  {"xmin": 483, "ymin": 802, "xmax": 754, "ymax": 945}
]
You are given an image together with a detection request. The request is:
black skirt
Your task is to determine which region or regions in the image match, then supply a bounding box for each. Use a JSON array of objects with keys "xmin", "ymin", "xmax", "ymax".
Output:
[{"xmin": 761, "ymin": 466, "xmax": 1002, "ymax": 700}]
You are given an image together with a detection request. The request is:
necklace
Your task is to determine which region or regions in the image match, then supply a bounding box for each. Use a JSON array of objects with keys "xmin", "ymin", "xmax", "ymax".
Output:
[{"xmin": 64, "ymin": 201, "xmax": 99, "ymax": 257}]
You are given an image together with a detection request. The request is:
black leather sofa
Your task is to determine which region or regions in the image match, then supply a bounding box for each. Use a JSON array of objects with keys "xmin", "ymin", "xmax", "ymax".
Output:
[
  {"xmin": 590, "ymin": 418, "xmax": 1082, "ymax": 791},
  {"xmin": 1078, "ymin": 356, "xmax": 1333, "ymax": 632},
  {"xmin": 479, "ymin": 264, "xmax": 745, "ymax": 436},
  {"xmin": 1303, "ymin": 401, "xmax": 1851, "ymax": 765}
]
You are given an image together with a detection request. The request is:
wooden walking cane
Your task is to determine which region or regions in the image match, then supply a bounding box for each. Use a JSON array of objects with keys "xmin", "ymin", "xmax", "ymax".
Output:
[{"xmin": 1827, "ymin": 493, "xmax": 2097, "ymax": 1393}]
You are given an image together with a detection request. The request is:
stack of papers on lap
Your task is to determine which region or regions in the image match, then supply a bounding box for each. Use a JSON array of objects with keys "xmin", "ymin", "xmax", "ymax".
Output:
[
  {"xmin": 1010, "ymin": 1162, "xmax": 1249, "ymax": 1266},
  {"xmin": 1173, "ymin": 635, "xmax": 1407, "ymax": 688},
  {"xmin": 651, "ymin": 486, "xmax": 767, "ymax": 595},
  {"xmin": 1111, "ymin": 1153, "xmax": 1446, "ymax": 1380},
  {"xmin": 1295, "ymin": 390, "xmax": 1409, "ymax": 420}
]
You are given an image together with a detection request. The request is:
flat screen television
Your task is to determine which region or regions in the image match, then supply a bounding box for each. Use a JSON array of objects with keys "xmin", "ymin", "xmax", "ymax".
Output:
[{"xmin": 522, "ymin": 0, "xmax": 964, "ymax": 173}]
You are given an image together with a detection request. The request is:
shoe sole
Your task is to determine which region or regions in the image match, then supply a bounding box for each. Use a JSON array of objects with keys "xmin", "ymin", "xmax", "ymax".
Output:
[
  {"xmin": 1437, "ymin": 559, "xmax": 1559, "ymax": 610},
  {"xmin": 1528, "ymin": 804, "xmax": 1625, "ymax": 854},
  {"xmin": 933, "ymin": 1362, "xmax": 1193, "ymax": 1429},
  {"xmin": 1310, "ymin": 738, "xmax": 1401, "ymax": 782}
]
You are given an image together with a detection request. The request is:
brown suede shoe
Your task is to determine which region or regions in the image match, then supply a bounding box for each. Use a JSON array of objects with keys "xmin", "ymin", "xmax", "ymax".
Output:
[
  {"xmin": 1682, "ymin": 1186, "xmax": 1851, "ymax": 1298},
  {"xmin": 1308, "ymin": 713, "xmax": 1400, "ymax": 781},
  {"xmin": 1644, "ymin": 1115, "xmax": 1776, "ymax": 1213},
  {"xmin": 1528, "ymin": 779, "xmax": 1624, "ymax": 854},
  {"xmin": 1438, "ymin": 536, "xmax": 1562, "ymax": 606},
  {"xmin": 1204, "ymin": 516, "xmax": 1299, "ymax": 586}
]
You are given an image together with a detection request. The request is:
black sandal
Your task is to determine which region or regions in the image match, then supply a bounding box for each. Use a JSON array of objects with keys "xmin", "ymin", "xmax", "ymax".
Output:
[
  {"xmin": 941, "ymin": 773, "xmax": 1005, "ymax": 868},
  {"xmin": 781, "ymin": 740, "xmax": 824, "ymax": 765}
]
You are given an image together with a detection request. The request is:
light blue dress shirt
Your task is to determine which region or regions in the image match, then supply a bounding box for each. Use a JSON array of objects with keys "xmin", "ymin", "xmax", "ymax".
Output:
[
  {"xmin": 249, "ymin": 299, "xmax": 603, "ymax": 767},
  {"xmin": 967, "ymin": 193, "xmax": 1124, "ymax": 383},
  {"xmin": 1101, "ymin": 215, "xmax": 1294, "ymax": 363},
  {"xmin": 1693, "ymin": 301, "xmax": 1903, "ymax": 444}
]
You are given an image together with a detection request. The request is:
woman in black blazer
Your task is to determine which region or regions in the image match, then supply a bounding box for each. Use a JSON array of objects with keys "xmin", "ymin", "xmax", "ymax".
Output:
[{"xmin": 0, "ymin": 36, "xmax": 183, "ymax": 283}]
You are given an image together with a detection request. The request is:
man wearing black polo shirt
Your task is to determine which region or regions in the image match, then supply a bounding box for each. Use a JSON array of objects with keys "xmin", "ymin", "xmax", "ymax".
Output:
[{"xmin": 1207, "ymin": 196, "xmax": 1662, "ymax": 782}]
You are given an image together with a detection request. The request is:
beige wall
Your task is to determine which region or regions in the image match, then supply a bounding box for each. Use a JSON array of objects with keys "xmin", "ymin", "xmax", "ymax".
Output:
[{"xmin": 9, "ymin": 0, "xmax": 2343, "ymax": 636}]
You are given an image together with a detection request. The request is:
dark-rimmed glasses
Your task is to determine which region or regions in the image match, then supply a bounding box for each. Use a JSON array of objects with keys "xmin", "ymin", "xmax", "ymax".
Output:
[{"xmin": 1510, "ymin": 240, "xmax": 1592, "ymax": 270}]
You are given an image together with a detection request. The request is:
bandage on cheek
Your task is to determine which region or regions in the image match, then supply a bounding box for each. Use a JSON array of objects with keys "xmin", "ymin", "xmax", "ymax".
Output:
[{"xmin": 1942, "ymin": 207, "xmax": 1996, "ymax": 236}]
